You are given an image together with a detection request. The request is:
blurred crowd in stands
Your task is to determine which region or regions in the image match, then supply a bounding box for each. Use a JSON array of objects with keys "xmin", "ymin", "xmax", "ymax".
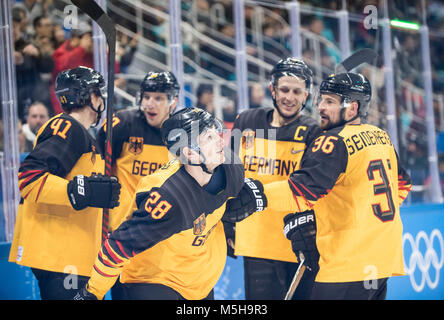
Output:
[{"xmin": 1, "ymin": 0, "xmax": 444, "ymax": 199}]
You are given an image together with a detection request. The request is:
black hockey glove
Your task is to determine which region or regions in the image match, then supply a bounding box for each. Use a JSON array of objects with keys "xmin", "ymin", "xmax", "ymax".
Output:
[
  {"xmin": 283, "ymin": 210, "xmax": 319, "ymax": 271},
  {"xmin": 67, "ymin": 174, "xmax": 121, "ymax": 211},
  {"xmin": 73, "ymin": 286, "xmax": 98, "ymax": 300},
  {"xmin": 223, "ymin": 178, "xmax": 267, "ymax": 223}
]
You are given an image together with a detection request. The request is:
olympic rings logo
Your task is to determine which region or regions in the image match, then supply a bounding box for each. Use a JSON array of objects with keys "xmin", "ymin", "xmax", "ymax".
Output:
[{"xmin": 402, "ymin": 229, "xmax": 444, "ymax": 292}]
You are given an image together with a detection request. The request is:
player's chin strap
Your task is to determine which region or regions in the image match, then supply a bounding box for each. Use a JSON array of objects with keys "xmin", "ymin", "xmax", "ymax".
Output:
[
  {"xmin": 90, "ymin": 101, "xmax": 106, "ymax": 127},
  {"xmin": 188, "ymin": 146, "xmax": 215, "ymax": 175},
  {"xmin": 337, "ymin": 100, "xmax": 360, "ymax": 127}
]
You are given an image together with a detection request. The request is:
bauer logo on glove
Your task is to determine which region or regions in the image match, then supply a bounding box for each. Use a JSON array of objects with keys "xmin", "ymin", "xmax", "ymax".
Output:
[
  {"xmin": 245, "ymin": 178, "xmax": 265, "ymax": 211},
  {"xmin": 222, "ymin": 178, "xmax": 268, "ymax": 223},
  {"xmin": 283, "ymin": 211, "xmax": 315, "ymax": 238}
]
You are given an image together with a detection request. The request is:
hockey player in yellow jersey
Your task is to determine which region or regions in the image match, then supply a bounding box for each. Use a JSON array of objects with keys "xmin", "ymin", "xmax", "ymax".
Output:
[
  {"xmin": 97, "ymin": 71, "xmax": 179, "ymax": 233},
  {"xmin": 73, "ymin": 108, "xmax": 268, "ymax": 300},
  {"xmin": 265, "ymin": 72, "xmax": 411, "ymax": 299},
  {"xmin": 9, "ymin": 66, "xmax": 121, "ymax": 300},
  {"xmin": 228, "ymin": 57, "xmax": 322, "ymax": 299}
]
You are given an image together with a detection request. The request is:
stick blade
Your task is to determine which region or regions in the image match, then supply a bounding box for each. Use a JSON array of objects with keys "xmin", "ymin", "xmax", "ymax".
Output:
[
  {"xmin": 335, "ymin": 48, "xmax": 378, "ymax": 73},
  {"xmin": 71, "ymin": 0, "xmax": 116, "ymax": 46}
]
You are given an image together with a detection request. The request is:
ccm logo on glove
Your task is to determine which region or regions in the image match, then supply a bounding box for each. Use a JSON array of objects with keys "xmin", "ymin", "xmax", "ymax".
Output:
[
  {"xmin": 283, "ymin": 213, "xmax": 314, "ymax": 238},
  {"xmin": 245, "ymin": 178, "xmax": 265, "ymax": 211}
]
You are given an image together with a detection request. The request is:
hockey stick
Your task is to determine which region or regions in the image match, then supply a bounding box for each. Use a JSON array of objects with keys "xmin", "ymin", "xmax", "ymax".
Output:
[
  {"xmin": 335, "ymin": 48, "xmax": 378, "ymax": 73},
  {"xmin": 284, "ymin": 252, "xmax": 306, "ymax": 300},
  {"xmin": 71, "ymin": 0, "xmax": 116, "ymax": 242}
]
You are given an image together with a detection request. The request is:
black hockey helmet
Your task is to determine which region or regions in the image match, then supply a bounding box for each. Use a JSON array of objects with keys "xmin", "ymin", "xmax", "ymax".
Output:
[
  {"xmin": 319, "ymin": 72, "xmax": 372, "ymax": 116},
  {"xmin": 161, "ymin": 107, "xmax": 224, "ymax": 155},
  {"xmin": 55, "ymin": 66, "xmax": 106, "ymax": 113},
  {"xmin": 270, "ymin": 57, "xmax": 313, "ymax": 90},
  {"xmin": 139, "ymin": 71, "xmax": 180, "ymax": 105}
]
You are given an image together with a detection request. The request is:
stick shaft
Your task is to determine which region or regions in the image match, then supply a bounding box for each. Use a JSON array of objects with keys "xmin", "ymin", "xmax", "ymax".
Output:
[{"xmin": 284, "ymin": 258, "xmax": 306, "ymax": 300}]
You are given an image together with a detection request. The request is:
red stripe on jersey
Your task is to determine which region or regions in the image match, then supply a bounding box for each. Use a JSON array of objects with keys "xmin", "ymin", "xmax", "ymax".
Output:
[
  {"xmin": 18, "ymin": 169, "xmax": 43, "ymax": 180},
  {"xmin": 98, "ymin": 251, "xmax": 116, "ymax": 268},
  {"xmin": 104, "ymin": 240, "xmax": 124, "ymax": 265},
  {"xmin": 34, "ymin": 175, "xmax": 48, "ymax": 203},
  {"xmin": 292, "ymin": 194, "xmax": 302, "ymax": 212},
  {"xmin": 289, "ymin": 179, "xmax": 306, "ymax": 198},
  {"xmin": 299, "ymin": 183, "xmax": 318, "ymax": 200},
  {"xmin": 19, "ymin": 171, "xmax": 44, "ymax": 191},
  {"xmin": 114, "ymin": 240, "xmax": 131, "ymax": 259},
  {"xmin": 93, "ymin": 264, "xmax": 117, "ymax": 278}
]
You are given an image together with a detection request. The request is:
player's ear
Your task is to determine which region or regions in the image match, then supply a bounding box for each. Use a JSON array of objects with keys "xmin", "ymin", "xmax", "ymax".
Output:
[
  {"xmin": 268, "ymin": 83, "xmax": 275, "ymax": 98},
  {"xmin": 181, "ymin": 146, "xmax": 199, "ymax": 164},
  {"xmin": 347, "ymin": 101, "xmax": 359, "ymax": 119},
  {"xmin": 169, "ymin": 97, "xmax": 178, "ymax": 114}
]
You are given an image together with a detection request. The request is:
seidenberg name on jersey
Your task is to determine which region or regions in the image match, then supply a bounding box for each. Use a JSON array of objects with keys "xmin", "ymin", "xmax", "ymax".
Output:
[{"xmin": 344, "ymin": 128, "xmax": 393, "ymax": 156}]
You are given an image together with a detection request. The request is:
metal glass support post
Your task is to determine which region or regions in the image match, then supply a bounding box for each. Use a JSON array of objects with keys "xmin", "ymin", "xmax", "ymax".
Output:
[
  {"xmin": 92, "ymin": 0, "xmax": 108, "ymax": 129},
  {"xmin": 381, "ymin": 0, "xmax": 399, "ymax": 151},
  {"xmin": 233, "ymin": 0, "xmax": 249, "ymax": 112},
  {"xmin": 0, "ymin": 0, "xmax": 21, "ymax": 241},
  {"xmin": 420, "ymin": 0, "xmax": 443, "ymax": 203},
  {"xmin": 287, "ymin": 0, "xmax": 302, "ymax": 58},
  {"xmin": 169, "ymin": 0, "xmax": 185, "ymax": 110},
  {"xmin": 338, "ymin": 0, "xmax": 351, "ymax": 59}
]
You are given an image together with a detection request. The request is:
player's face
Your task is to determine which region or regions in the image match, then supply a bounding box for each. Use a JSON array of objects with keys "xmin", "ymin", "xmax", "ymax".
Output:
[
  {"xmin": 141, "ymin": 92, "xmax": 175, "ymax": 128},
  {"xmin": 272, "ymin": 76, "xmax": 308, "ymax": 119},
  {"xmin": 317, "ymin": 93, "xmax": 342, "ymax": 130},
  {"xmin": 197, "ymin": 126, "xmax": 225, "ymax": 171}
]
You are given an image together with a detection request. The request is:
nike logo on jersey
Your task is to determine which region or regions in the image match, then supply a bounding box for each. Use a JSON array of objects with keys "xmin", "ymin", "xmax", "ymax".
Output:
[{"xmin": 291, "ymin": 148, "xmax": 304, "ymax": 154}]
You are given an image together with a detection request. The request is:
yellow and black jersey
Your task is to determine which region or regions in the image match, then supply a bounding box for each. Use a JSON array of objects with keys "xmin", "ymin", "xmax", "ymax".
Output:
[
  {"xmin": 266, "ymin": 123, "xmax": 412, "ymax": 283},
  {"xmin": 87, "ymin": 157, "xmax": 245, "ymax": 300},
  {"xmin": 9, "ymin": 113, "xmax": 105, "ymax": 276},
  {"xmin": 97, "ymin": 107, "xmax": 170, "ymax": 231},
  {"xmin": 231, "ymin": 107, "xmax": 322, "ymax": 262}
]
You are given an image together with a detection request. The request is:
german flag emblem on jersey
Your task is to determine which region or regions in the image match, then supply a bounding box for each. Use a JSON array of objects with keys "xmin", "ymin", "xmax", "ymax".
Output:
[
  {"xmin": 128, "ymin": 137, "xmax": 144, "ymax": 155},
  {"xmin": 241, "ymin": 129, "xmax": 255, "ymax": 150},
  {"xmin": 193, "ymin": 213, "xmax": 206, "ymax": 235}
]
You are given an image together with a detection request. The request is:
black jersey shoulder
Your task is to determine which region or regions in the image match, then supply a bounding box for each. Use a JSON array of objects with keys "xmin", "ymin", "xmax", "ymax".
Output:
[
  {"xmin": 234, "ymin": 107, "xmax": 272, "ymax": 131},
  {"xmin": 110, "ymin": 161, "xmax": 244, "ymax": 255},
  {"xmin": 115, "ymin": 107, "xmax": 164, "ymax": 146},
  {"xmin": 21, "ymin": 113, "xmax": 97, "ymax": 180},
  {"xmin": 234, "ymin": 107, "xmax": 321, "ymax": 143},
  {"xmin": 36, "ymin": 113, "xmax": 94, "ymax": 156}
]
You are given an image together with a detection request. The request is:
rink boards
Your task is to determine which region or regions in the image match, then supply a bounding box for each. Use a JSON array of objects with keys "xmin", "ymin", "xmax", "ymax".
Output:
[{"xmin": 0, "ymin": 203, "xmax": 443, "ymax": 300}]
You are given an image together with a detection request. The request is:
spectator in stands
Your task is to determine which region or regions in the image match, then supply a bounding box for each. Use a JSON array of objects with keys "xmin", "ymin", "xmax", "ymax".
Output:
[
  {"xmin": 22, "ymin": 102, "xmax": 50, "ymax": 152},
  {"xmin": 50, "ymin": 21, "xmax": 94, "ymax": 115},
  {"xmin": 31, "ymin": 15, "xmax": 56, "ymax": 113},
  {"xmin": 196, "ymin": 84, "xmax": 215, "ymax": 114},
  {"xmin": 12, "ymin": 5, "xmax": 30, "ymax": 40},
  {"xmin": 32, "ymin": 15, "xmax": 55, "ymax": 54},
  {"xmin": 13, "ymin": 7, "xmax": 54, "ymax": 122},
  {"xmin": 117, "ymin": 31, "xmax": 140, "ymax": 73},
  {"xmin": 249, "ymin": 83, "xmax": 266, "ymax": 109},
  {"xmin": 52, "ymin": 24, "xmax": 66, "ymax": 49},
  {"xmin": 14, "ymin": 0, "xmax": 43, "ymax": 35}
]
